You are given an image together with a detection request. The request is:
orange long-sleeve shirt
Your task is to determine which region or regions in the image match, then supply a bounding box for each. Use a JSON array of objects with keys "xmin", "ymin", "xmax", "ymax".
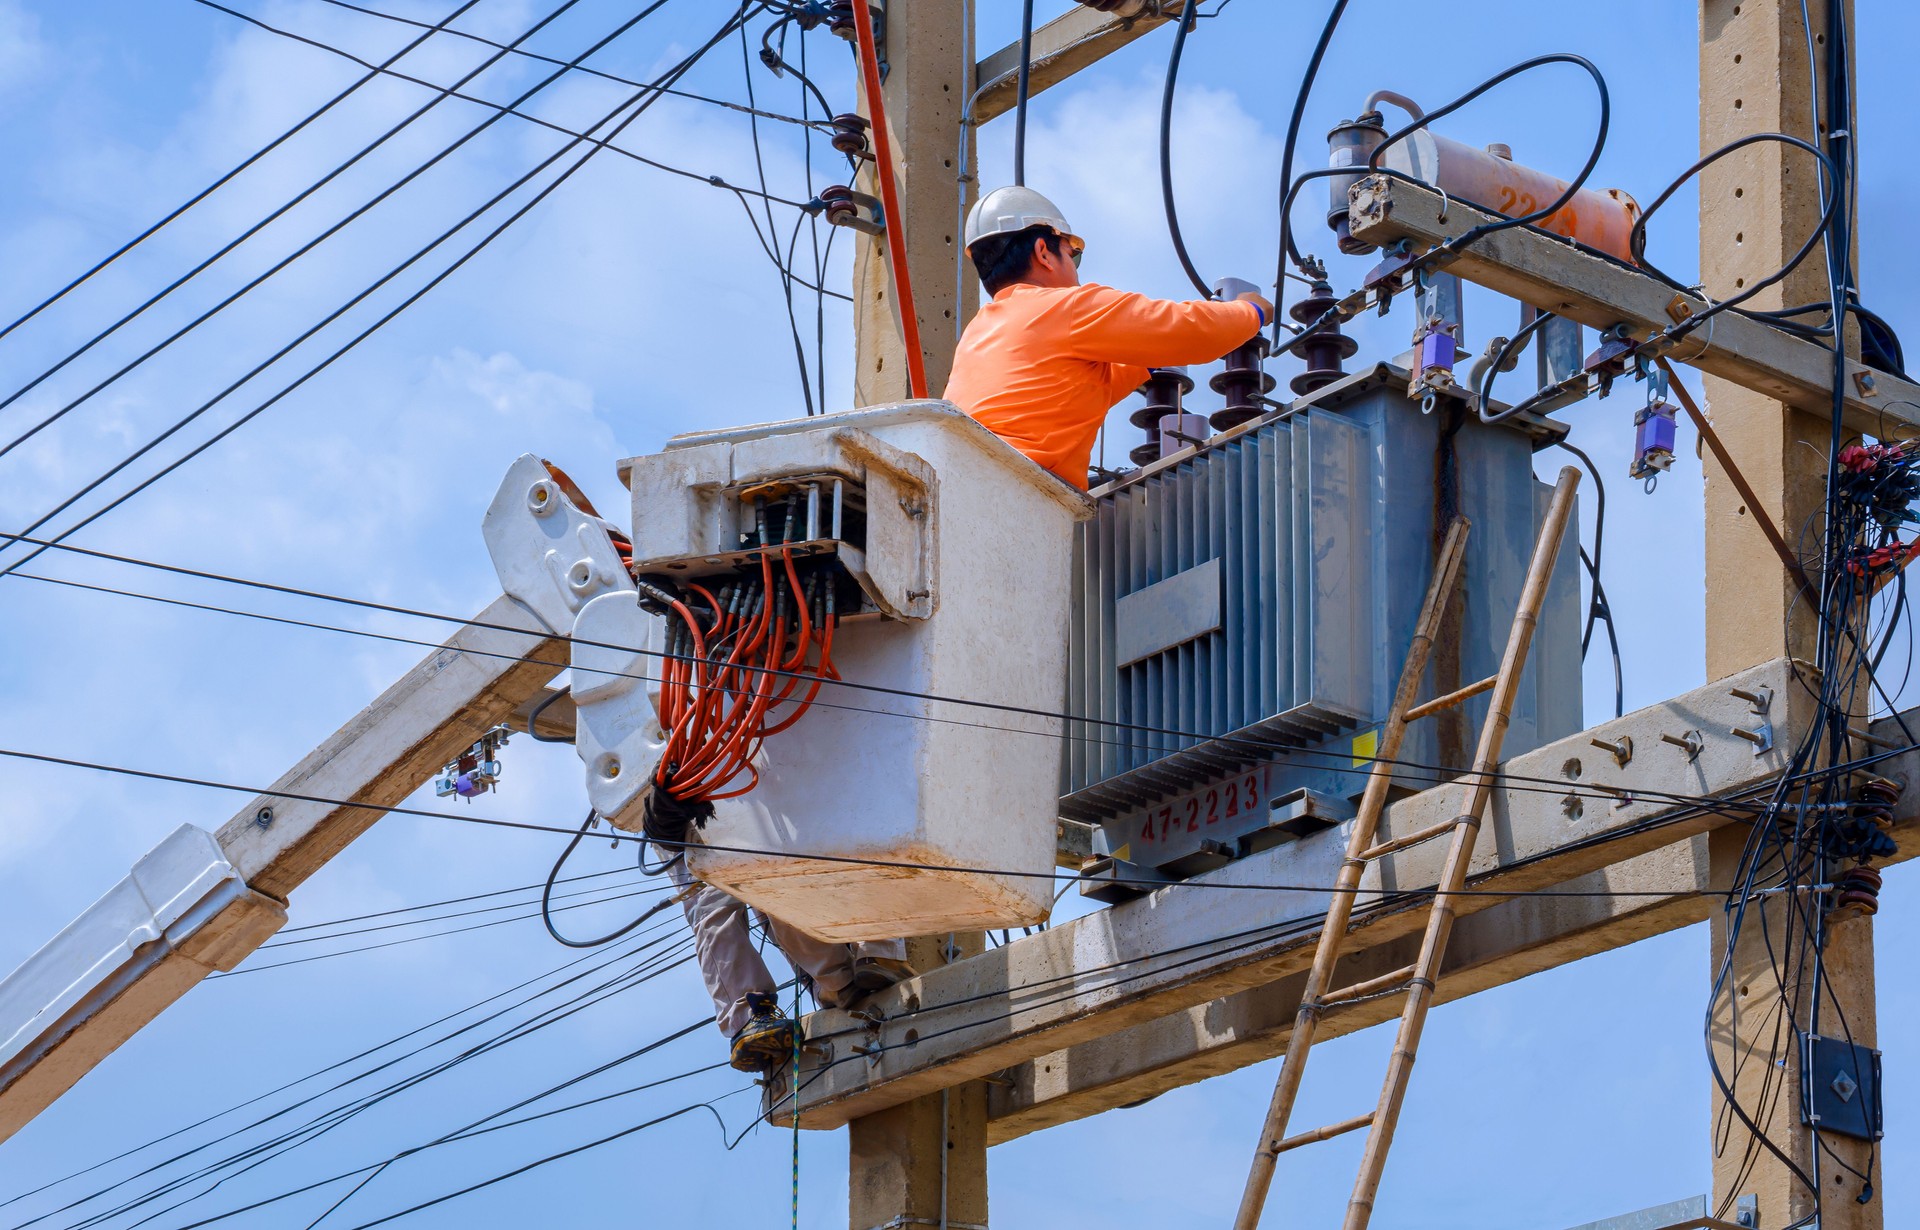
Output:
[{"xmin": 943, "ymin": 282, "xmax": 1263, "ymax": 489}]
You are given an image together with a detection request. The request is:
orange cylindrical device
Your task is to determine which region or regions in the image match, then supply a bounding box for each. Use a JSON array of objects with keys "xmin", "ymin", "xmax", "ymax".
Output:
[{"xmin": 1327, "ymin": 110, "xmax": 1640, "ymax": 262}]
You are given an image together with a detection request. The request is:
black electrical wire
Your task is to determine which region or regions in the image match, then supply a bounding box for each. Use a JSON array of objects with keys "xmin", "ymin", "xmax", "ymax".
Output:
[
  {"xmin": 1629, "ymin": 132, "xmax": 1839, "ymax": 332},
  {"xmin": 525, "ymin": 686, "xmax": 573, "ymax": 744},
  {"xmin": 313, "ymin": 0, "xmax": 829, "ymax": 129},
  {"xmin": 1473, "ymin": 307, "xmax": 1556, "ymax": 421},
  {"xmin": 219, "ymin": 886, "xmax": 679, "ymax": 976},
  {"xmin": 1159, "ymin": 2, "xmax": 1212, "ymax": 298},
  {"xmin": 275, "ymin": 865, "xmax": 639, "ymax": 935},
  {"xmin": 0, "ymin": 738, "xmax": 1810, "ymax": 908},
  {"xmin": 0, "ymin": 0, "xmax": 484, "ymax": 351},
  {"xmin": 166, "ymin": 1051, "xmax": 731, "ymax": 1230},
  {"xmin": 1012, "ymin": 0, "xmax": 1034, "ymax": 186},
  {"xmin": 542, "ymin": 811, "xmax": 682, "ymax": 947},
  {"xmin": 1366, "ymin": 53, "xmax": 1610, "ymax": 267},
  {"xmin": 1554, "ymin": 439, "xmax": 1625, "ymax": 718},
  {"xmin": 0, "ymin": 0, "xmax": 601, "ymax": 458},
  {"xmin": 1, "ymin": 529, "xmax": 1805, "ymax": 814},
  {"xmin": 23, "ymin": 935, "xmax": 687, "ymax": 1230},
  {"xmin": 193, "ymin": 0, "xmax": 820, "ymax": 209},
  {"xmin": 55, "ymin": 938, "xmax": 698, "ymax": 1230},
  {"xmin": 0, "ymin": 2, "xmax": 752, "ymax": 584},
  {"xmin": 1269, "ymin": 0, "xmax": 1349, "ymax": 340},
  {"xmin": 0, "ymin": 940, "xmax": 652, "ymax": 1216},
  {"xmin": 740, "ymin": 16, "xmax": 818, "ymax": 416},
  {"xmin": 258, "ymin": 877, "xmax": 664, "ymax": 949}
]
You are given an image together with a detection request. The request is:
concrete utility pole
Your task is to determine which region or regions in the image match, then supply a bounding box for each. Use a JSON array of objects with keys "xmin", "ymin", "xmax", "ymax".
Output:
[
  {"xmin": 846, "ymin": 3, "xmax": 988, "ymax": 1227},
  {"xmin": 850, "ymin": 0, "xmax": 975, "ymax": 405},
  {"xmin": 1698, "ymin": 3, "xmax": 1879, "ymax": 1227}
]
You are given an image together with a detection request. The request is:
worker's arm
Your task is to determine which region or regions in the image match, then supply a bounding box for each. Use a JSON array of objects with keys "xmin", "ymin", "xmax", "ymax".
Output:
[{"xmin": 1064, "ymin": 284, "xmax": 1264, "ymax": 368}]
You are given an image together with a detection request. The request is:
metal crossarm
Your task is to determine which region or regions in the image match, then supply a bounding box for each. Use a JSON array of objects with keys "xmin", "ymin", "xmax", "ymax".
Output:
[{"xmin": 1233, "ymin": 466, "xmax": 1581, "ymax": 1230}]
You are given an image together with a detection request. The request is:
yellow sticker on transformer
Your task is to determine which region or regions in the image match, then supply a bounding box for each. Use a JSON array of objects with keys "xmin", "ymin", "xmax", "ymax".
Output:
[{"xmin": 1352, "ymin": 729, "xmax": 1379, "ymax": 766}]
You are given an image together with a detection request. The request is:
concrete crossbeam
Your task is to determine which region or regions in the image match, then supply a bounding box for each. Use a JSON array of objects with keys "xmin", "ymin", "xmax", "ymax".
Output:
[
  {"xmin": 971, "ymin": 3, "xmax": 1179, "ymax": 125},
  {"xmin": 780, "ymin": 658, "xmax": 1808, "ymax": 1130}
]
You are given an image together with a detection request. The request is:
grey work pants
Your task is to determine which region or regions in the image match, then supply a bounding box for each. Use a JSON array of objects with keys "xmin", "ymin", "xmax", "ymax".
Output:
[{"xmin": 670, "ymin": 860, "xmax": 907, "ymax": 1036}]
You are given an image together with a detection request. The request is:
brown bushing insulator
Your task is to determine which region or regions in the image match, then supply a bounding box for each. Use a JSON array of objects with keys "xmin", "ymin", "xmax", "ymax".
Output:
[
  {"xmin": 1127, "ymin": 366, "xmax": 1194, "ymax": 463},
  {"xmin": 817, "ymin": 184, "xmax": 856, "ymax": 228},
  {"xmin": 1287, "ymin": 278, "xmax": 1359, "ymax": 396},
  {"xmin": 830, "ymin": 113, "xmax": 870, "ymax": 156},
  {"xmin": 1209, "ymin": 336, "xmax": 1275, "ymax": 431},
  {"xmin": 827, "ymin": 0, "xmax": 857, "ymax": 38},
  {"xmin": 1835, "ymin": 864, "xmax": 1883, "ymax": 917}
]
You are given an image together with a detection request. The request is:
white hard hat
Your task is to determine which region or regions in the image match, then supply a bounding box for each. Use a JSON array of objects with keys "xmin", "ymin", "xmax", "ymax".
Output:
[{"xmin": 964, "ymin": 185, "xmax": 1082, "ymax": 253}]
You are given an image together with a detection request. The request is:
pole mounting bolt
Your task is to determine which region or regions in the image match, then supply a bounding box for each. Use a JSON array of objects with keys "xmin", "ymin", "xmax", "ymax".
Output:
[
  {"xmin": 1588, "ymin": 735, "xmax": 1633, "ymax": 767},
  {"xmin": 1659, "ymin": 730, "xmax": 1704, "ymax": 761}
]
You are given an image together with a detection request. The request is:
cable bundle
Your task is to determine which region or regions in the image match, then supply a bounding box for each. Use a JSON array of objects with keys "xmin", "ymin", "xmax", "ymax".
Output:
[{"xmin": 651, "ymin": 502, "xmax": 840, "ymax": 808}]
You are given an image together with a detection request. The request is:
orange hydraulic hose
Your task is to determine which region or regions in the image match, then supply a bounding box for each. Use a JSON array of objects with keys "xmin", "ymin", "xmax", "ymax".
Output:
[{"xmin": 851, "ymin": 0, "xmax": 929, "ymax": 400}]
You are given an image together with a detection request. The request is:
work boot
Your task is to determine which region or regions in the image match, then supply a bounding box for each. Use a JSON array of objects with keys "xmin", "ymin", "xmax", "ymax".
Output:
[
  {"xmin": 729, "ymin": 991, "xmax": 799, "ymax": 1074},
  {"xmin": 849, "ymin": 955, "xmax": 918, "ymax": 997}
]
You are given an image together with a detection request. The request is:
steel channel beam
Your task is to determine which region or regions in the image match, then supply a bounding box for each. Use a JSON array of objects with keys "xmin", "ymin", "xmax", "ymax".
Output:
[{"xmin": 1343, "ymin": 176, "xmax": 1920, "ymax": 439}]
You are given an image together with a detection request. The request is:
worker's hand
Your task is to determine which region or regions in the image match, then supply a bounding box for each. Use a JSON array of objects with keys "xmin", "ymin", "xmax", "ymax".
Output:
[{"xmin": 1232, "ymin": 288, "xmax": 1275, "ymax": 324}]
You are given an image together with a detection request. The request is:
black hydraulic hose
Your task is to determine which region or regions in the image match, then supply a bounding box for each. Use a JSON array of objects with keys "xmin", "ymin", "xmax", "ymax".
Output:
[
  {"xmin": 1013, "ymin": 0, "xmax": 1034, "ymax": 186},
  {"xmin": 1629, "ymin": 133, "xmax": 1837, "ymax": 330},
  {"xmin": 543, "ymin": 811, "xmax": 680, "ymax": 948},
  {"xmin": 1271, "ymin": 0, "xmax": 1350, "ymax": 339},
  {"xmin": 1159, "ymin": 3, "xmax": 1211, "ymax": 297}
]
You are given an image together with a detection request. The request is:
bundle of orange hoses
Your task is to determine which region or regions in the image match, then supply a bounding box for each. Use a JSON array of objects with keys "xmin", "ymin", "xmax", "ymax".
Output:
[{"xmin": 651, "ymin": 545, "xmax": 838, "ymax": 804}]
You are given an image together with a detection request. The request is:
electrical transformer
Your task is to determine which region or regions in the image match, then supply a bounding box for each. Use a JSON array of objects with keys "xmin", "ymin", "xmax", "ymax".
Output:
[{"xmin": 1066, "ymin": 362, "xmax": 1583, "ymax": 891}]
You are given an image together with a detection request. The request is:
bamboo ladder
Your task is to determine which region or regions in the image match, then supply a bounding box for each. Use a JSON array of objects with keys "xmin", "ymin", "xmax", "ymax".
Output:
[{"xmin": 1232, "ymin": 466, "xmax": 1581, "ymax": 1230}]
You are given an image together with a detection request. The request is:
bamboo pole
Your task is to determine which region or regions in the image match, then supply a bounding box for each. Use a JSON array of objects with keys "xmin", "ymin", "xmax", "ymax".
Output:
[
  {"xmin": 1342, "ymin": 467, "xmax": 1580, "ymax": 1230},
  {"xmin": 1230, "ymin": 517, "xmax": 1472, "ymax": 1230}
]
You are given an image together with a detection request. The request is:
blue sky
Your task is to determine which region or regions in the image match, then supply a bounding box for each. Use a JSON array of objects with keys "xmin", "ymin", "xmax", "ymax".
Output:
[{"xmin": 0, "ymin": 1, "xmax": 1913, "ymax": 1226}]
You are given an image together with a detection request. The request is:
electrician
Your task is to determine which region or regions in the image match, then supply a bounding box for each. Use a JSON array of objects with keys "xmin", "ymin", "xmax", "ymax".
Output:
[
  {"xmin": 945, "ymin": 185, "xmax": 1273, "ymax": 488},
  {"xmin": 640, "ymin": 790, "xmax": 912, "ymax": 1075}
]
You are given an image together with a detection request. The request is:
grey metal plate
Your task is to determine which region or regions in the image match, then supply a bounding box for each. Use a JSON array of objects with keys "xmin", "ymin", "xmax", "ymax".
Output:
[{"xmin": 1114, "ymin": 557, "xmax": 1223, "ymax": 667}]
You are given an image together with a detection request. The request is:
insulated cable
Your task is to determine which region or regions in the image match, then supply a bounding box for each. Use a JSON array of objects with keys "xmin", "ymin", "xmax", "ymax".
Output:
[
  {"xmin": 541, "ymin": 811, "xmax": 683, "ymax": 947},
  {"xmin": 0, "ymin": 0, "xmax": 485, "ymax": 349},
  {"xmin": 1159, "ymin": 1, "xmax": 1212, "ymax": 298},
  {"xmin": 0, "ymin": 0, "xmax": 604, "ymax": 459},
  {"xmin": 192, "ymin": 0, "xmax": 820, "ymax": 209},
  {"xmin": 1013, "ymin": 0, "xmax": 1035, "ymax": 186},
  {"xmin": 311, "ymin": 0, "xmax": 831, "ymax": 129},
  {"xmin": 0, "ymin": 3, "xmax": 753, "ymax": 584},
  {"xmin": 2, "ymin": 527, "xmax": 1807, "ymax": 814},
  {"xmin": 1269, "ymin": 0, "xmax": 1349, "ymax": 340},
  {"xmin": 3, "ymin": 540, "xmax": 1795, "ymax": 816}
]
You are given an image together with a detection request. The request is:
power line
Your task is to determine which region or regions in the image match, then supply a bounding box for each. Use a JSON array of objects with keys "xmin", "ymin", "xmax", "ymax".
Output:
[
  {"xmin": 2, "ymin": 528, "xmax": 1792, "ymax": 815},
  {"xmin": 0, "ymin": 937, "xmax": 673, "ymax": 1216},
  {"xmin": 16, "ymin": 933, "xmax": 689, "ymax": 1230},
  {"xmin": 0, "ymin": 739, "xmax": 1791, "ymax": 904},
  {"xmin": 311, "ymin": 0, "xmax": 830, "ymax": 129},
  {"xmin": 0, "ymin": 0, "xmax": 485, "ymax": 349},
  {"xmin": 191, "ymin": 0, "xmax": 820, "ymax": 210},
  {"xmin": 0, "ymin": 1, "xmax": 756, "ymax": 585},
  {"xmin": 0, "ymin": 0, "xmax": 603, "ymax": 458}
]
